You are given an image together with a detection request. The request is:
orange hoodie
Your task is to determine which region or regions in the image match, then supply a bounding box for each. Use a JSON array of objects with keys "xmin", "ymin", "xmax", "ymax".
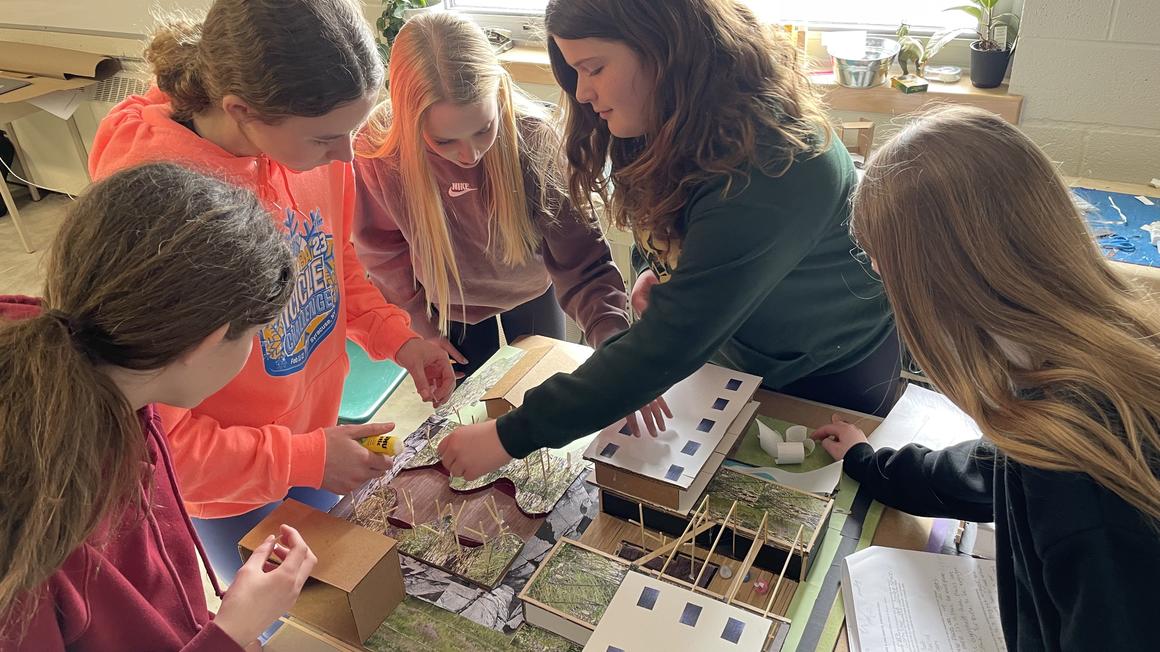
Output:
[{"xmin": 89, "ymin": 88, "xmax": 418, "ymax": 518}]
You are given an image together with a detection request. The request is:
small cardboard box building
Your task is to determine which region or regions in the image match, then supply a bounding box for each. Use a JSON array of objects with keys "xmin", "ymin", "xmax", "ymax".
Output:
[
  {"xmin": 480, "ymin": 335, "xmax": 591, "ymax": 419},
  {"xmin": 238, "ymin": 499, "xmax": 404, "ymax": 646}
]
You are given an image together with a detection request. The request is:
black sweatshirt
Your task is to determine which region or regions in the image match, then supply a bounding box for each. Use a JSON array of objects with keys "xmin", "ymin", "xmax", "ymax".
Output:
[{"xmin": 843, "ymin": 440, "xmax": 1159, "ymax": 650}]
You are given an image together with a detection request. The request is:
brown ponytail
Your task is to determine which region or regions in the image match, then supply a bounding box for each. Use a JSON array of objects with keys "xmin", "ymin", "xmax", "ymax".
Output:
[
  {"xmin": 144, "ymin": 19, "xmax": 211, "ymax": 121},
  {"xmin": 146, "ymin": 0, "xmax": 384, "ymax": 123},
  {"xmin": 0, "ymin": 163, "xmax": 293, "ymax": 633}
]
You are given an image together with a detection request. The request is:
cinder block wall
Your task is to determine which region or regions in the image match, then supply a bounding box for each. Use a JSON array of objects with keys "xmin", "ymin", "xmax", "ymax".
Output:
[{"xmin": 1011, "ymin": 0, "xmax": 1160, "ymax": 183}]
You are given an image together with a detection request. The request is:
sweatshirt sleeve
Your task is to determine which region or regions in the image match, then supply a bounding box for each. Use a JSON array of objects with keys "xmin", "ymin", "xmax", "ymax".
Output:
[
  {"xmin": 539, "ymin": 192, "xmax": 630, "ymax": 347},
  {"xmin": 156, "ymin": 403, "xmax": 326, "ymax": 515},
  {"xmin": 496, "ymin": 156, "xmax": 842, "ymax": 459},
  {"xmin": 336, "ymin": 163, "xmax": 421, "ymax": 359},
  {"xmin": 352, "ymin": 157, "xmax": 440, "ymax": 340},
  {"xmin": 841, "ymin": 440, "xmax": 995, "ymax": 522}
]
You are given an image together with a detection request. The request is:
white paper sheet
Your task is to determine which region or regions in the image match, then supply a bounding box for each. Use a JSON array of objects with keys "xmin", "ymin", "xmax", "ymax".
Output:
[
  {"xmin": 842, "ymin": 546, "xmax": 1005, "ymax": 652},
  {"xmin": 27, "ymin": 88, "xmax": 86, "ymax": 120},
  {"xmin": 739, "ymin": 384, "xmax": 983, "ymax": 494}
]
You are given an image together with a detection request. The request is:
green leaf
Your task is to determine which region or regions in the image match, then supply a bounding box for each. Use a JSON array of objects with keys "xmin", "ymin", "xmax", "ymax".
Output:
[
  {"xmin": 925, "ymin": 27, "xmax": 971, "ymax": 60},
  {"xmin": 393, "ymin": 5, "xmax": 406, "ymax": 18},
  {"xmin": 945, "ymin": 5, "xmax": 983, "ymax": 20},
  {"xmin": 978, "ymin": 0, "xmax": 999, "ymax": 8}
]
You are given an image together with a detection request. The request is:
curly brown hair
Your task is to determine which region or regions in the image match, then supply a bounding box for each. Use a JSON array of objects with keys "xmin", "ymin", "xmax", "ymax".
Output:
[{"xmin": 545, "ymin": 0, "xmax": 832, "ymax": 249}]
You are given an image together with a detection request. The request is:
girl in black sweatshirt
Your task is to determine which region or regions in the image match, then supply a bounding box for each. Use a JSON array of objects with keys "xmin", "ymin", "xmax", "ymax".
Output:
[{"xmin": 812, "ymin": 105, "xmax": 1160, "ymax": 650}]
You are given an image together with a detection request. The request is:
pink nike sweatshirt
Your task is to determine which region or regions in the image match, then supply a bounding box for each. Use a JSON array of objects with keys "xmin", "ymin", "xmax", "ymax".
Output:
[{"xmin": 353, "ymin": 117, "xmax": 630, "ymax": 346}]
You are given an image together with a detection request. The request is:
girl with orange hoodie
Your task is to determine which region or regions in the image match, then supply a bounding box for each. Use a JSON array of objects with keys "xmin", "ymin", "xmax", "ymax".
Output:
[{"xmin": 88, "ymin": 0, "xmax": 454, "ymax": 580}]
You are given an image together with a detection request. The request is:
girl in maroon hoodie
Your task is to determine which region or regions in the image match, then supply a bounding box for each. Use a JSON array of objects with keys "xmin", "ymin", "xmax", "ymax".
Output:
[
  {"xmin": 355, "ymin": 12, "xmax": 632, "ymax": 377},
  {"xmin": 0, "ymin": 163, "xmax": 315, "ymax": 651}
]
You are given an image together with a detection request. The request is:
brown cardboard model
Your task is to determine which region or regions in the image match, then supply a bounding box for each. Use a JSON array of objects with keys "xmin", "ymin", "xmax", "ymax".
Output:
[
  {"xmin": 481, "ymin": 335, "xmax": 591, "ymax": 419},
  {"xmin": 238, "ymin": 499, "xmax": 405, "ymax": 646}
]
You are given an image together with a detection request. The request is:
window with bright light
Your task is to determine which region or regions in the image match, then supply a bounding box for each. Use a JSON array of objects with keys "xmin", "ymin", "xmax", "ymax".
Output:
[{"xmin": 445, "ymin": 0, "xmax": 989, "ymax": 31}]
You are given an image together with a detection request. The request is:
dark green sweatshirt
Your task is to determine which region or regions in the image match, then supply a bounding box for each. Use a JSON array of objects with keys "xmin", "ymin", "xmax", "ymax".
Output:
[
  {"xmin": 497, "ymin": 139, "xmax": 893, "ymax": 457},
  {"xmin": 844, "ymin": 439, "xmax": 1159, "ymax": 650}
]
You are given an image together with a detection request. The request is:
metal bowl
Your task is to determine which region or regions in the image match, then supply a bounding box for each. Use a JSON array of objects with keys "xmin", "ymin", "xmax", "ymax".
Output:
[{"xmin": 830, "ymin": 37, "xmax": 901, "ymax": 88}]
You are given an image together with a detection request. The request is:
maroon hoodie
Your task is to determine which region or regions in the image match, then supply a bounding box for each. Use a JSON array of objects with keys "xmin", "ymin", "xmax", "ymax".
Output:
[{"xmin": 0, "ymin": 296, "xmax": 241, "ymax": 652}]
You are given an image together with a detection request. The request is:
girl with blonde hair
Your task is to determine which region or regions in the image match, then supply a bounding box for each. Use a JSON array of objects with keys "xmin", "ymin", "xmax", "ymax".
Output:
[
  {"xmin": 355, "ymin": 11, "xmax": 630, "ymax": 378},
  {"xmin": 813, "ymin": 105, "xmax": 1159, "ymax": 649}
]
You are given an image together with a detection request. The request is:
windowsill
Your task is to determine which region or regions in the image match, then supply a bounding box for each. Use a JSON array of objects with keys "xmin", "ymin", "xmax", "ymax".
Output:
[
  {"xmin": 498, "ymin": 45, "xmax": 556, "ymax": 86},
  {"xmin": 810, "ymin": 73, "xmax": 1023, "ymax": 123},
  {"xmin": 498, "ymin": 45, "xmax": 1023, "ymax": 123}
]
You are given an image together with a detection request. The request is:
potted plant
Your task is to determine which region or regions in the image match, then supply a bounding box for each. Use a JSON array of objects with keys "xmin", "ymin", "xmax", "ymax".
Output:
[
  {"xmin": 946, "ymin": 0, "xmax": 1020, "ymax": 88},
  {"xmin": 376, "ymin": 0, "xmax": 444, "ymax": 63},
  {"xmin": 896, "ymin": 23, "xmax": 970, "ymax": 78}
]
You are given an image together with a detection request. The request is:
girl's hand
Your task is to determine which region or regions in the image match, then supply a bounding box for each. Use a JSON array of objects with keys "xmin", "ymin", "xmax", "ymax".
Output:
[
  {"xmin": 214, "ymin": 524, "xmax": 317, "ymax": 647},
  {"xmin": 631, "ymin": 270, "xmax": 660, "ymax": 317},
  {"xmin": 430, "ymin": 336, "xmax": 468, "ymax": 380},
  {"xmin": 395, "ymin": 337, "xmax": 456, "ymax": 406},
  {"xmin": 622, "ymin": 396, "xmax": 674, "ymax": 437},
  {"xmin": 320, "ymin": 422, "xmax": 395, "ymax": 494},
  {"xmin": 810, "ymin": 414, "xmax": 870, "ymax": 460},
  {"xmin": 431, "ymin": 336, "xmax": 468, "ymax": 366},
  {"xmin": 437, "ymin": 420, "xmax": 512, "ymax": 481}
]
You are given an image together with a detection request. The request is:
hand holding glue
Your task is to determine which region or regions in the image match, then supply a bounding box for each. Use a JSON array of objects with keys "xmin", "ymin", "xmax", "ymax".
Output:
[{"xmin": 360, "ymin": 433, "xmax": 405, "ymax": 456}]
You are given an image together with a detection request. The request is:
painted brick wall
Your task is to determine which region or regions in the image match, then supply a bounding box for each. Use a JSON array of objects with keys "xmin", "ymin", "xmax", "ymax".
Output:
[{"xmin": 1011, "ymin": 0, "xmax": 1160, "ymax": 183}]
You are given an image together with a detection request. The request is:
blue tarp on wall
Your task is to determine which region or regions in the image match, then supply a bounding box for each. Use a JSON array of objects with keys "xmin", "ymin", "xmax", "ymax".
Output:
[{"xmin": 1075, "ymin": 187, "xmax": 1160, "ymax": 268}]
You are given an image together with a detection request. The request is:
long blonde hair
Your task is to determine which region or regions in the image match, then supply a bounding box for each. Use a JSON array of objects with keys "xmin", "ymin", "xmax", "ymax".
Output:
[
  {"xmin": 0, "ymin": 163, "xmax": 293, "ymax": 634},
  {"xmin": 361, "ymin": 12, "xmax": 562, "ymax": 335},
  {"xmin": 852, "ymin": 105, "xmax": 1160, "ymax": 523}
]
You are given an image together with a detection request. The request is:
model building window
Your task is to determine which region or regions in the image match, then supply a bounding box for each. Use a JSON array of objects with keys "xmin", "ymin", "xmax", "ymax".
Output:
[
  {"xmin": 619, "ymin": 423, "xmax": 633, "ymax": 435},
  {"xmin": 679, "ymin": 602, "xmax": 703, "ymax": 627},
  {"xmin": 637, "ymin": 586, "xmax": 660, "ymax": 610},
  {"xmin": 712, "ymin": 397, "xmax": 729, "ymax": 410},
  {"xmin": 664, "ymin": 464, "xmax": 684, "ymax": 482},
  {"xmin": 725, "ymin": 378, "xmax": 743, "ymax": 391},
  {"xmin": 600, "ymin": 443, "xmax": 620, "ymax": 458},
  {"xmin": 721, "ymin": 617, "xmax": 746, "ymax": 644},
  {"xmin": 697, "ymin": 418, "xmax": 715, "ymax": 432},
  {"xmin": 606, "ymin": 647, "xmax": 625, "ymax": 652},
  {"xmin": 680, "ymin": 440, "xmax": 701, "ymax": 456}
]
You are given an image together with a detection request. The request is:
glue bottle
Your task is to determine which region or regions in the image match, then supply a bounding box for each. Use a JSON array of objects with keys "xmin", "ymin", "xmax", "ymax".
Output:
[{"xmin": 359, "ymin": 433, "xmax": 405, "ymax": 456}]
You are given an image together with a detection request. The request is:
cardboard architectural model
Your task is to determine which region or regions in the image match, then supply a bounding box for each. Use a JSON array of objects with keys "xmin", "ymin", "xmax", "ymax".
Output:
[
  {"xmin": 583, "ymin": 571, "xmax": 776, "ymax": 651},
  {"xmin": 584, "ymin": 364, "xmax": 762, "ymax": 512},
  {"xmin": 481, "ymin": 335, "xmax": 590, "ymax": 418},
  {"xmin": 239, "ymin": 499, "xmax": 405, "ymax": 646}
]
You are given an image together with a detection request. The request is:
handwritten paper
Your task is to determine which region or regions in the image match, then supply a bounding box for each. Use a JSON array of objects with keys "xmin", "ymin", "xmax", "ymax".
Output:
[{"xmin": 842, "ymin": 546, "xmax": 1004, "ymax": 652}]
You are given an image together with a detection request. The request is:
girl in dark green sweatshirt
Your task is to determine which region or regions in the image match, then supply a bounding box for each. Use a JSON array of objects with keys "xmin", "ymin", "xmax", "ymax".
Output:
[
  {"xmin": 439, "ymin": 0, "xmax": 896, "ymax": 479},
  {"xmin": 813, "ymin": 105, "xmax": 1160, "ymax": 649}
]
